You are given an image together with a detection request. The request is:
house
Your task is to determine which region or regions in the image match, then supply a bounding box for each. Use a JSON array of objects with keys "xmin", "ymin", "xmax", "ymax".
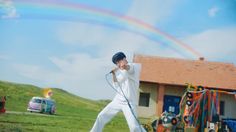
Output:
[{"xmin": 133, "ymin": 54, "xmax": 236, "ymax": 119}]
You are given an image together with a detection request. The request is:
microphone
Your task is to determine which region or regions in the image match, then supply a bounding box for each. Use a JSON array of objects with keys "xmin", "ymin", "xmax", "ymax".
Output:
[{"xmin": 109, "ymin": 68, "xmax": 118, "ymax": 73}]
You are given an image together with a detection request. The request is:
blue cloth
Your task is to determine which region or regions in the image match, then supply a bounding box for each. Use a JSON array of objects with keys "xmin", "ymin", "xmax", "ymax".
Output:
[{"xmin": 223, "ymin": 119, "xmax": 236, "ymax": 132}]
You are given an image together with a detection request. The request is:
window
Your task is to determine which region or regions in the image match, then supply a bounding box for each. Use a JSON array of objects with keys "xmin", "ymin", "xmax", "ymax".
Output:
[
  {"xmin": 139, "ymin": 93, "xmax": 150, "ymax": 107},
  {"xmin": 163, "ymin": 95, "xmax": 181, "ymax": 115},
  {"xmin": 32, "ymin": 99, "xmax": 42, "ymax": 103},
  {"xmin": 220, "ymin": 101, "xmax": 225, "ymax": 116}
]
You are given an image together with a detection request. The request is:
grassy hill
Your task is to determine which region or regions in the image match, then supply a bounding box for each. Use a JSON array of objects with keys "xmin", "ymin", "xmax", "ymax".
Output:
[{"xmin": 0, "ymin": 80, "xmax": 130, "ymax": 132}]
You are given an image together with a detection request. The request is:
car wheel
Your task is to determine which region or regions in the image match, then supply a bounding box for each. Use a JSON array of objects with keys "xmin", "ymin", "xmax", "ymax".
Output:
[
  {"xmin": 186, "ymin": 100, "xmax": 193, "ymax": 106},
  {"xmin": 49, "ymin": 107, "xmax": 55, "ymax": 115},
  {"xmin": 41, "ymin": 109, "xmax": 45, "ymax": 113},
  {"xmin": 171, "ymin": 118, "xmax": 178, "ymax": 125}
]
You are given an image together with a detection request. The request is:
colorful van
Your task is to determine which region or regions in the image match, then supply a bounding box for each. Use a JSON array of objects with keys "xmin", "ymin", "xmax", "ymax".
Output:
[{"xmin": 27, "ymin": 97, "xmax": 56, "ymax": 114}]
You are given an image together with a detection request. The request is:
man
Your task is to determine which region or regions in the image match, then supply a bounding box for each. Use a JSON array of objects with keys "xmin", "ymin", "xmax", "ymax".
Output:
[{"xmin": 90, "ymin": 52, "xmax": 145, "ymax": 132}]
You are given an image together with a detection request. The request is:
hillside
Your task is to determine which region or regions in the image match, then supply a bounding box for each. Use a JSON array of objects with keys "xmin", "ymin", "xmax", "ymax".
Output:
[{"xmin": 0, "ymin": 80, "xmax": 129, "ymax": 132}]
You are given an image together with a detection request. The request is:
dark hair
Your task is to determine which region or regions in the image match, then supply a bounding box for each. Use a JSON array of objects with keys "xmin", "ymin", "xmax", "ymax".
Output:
[{"xmin": 112, "ymin": 52, "xmax": 126, "ymax": 64}]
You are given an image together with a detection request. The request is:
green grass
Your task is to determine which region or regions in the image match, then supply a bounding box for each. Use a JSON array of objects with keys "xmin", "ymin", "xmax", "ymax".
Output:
[{"xmin": 0, "ymin": 80, "xmax": 134, "ymax": 132}]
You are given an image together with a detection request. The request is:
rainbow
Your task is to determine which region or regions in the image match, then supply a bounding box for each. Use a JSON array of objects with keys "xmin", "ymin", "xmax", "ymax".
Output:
[{"xmin": 11, "ymin": 0, "xmax": 201, "ymax": 58}]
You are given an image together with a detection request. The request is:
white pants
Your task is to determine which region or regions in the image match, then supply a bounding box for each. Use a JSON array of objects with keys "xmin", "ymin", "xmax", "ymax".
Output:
[{"xmin": 90, "ymin": 99, "xmax": 146, "ymax": 132}]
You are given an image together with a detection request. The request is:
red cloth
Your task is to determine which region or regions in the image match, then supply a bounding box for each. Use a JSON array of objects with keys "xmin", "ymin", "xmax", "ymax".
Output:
[{"xmin": 0, "ymin": 97, "xmax": 6, "ymax": 113}]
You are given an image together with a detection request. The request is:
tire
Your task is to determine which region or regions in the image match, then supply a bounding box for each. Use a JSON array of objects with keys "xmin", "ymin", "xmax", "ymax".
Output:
[
  {"xmin": 49, "ymin": 106, "xmax": 55, "ymax": 115},
  {"xmin": 197, "ymin": 86, "xmax": 204, "ymax": 91},
  {"xmin": 171, "ymin": 118, "xmax": 178, "ymax": 125},
  {"xmin": 186, "ymin": 100, "xmax": 192, "ymax": 106},
  {"xmin": 186, "ymin": 92, "xmax": 193, "ymax": 99},
  {"xmin": 184, "ymin": 116, "xmax": 189, "ymax": 124},
  {"xmin": 49, "ymin": 110, "xmax": 54, "ymax": 115},
  {"xmin": 40, "ymin": 109, "xmax": 45, "ymax": 113}
]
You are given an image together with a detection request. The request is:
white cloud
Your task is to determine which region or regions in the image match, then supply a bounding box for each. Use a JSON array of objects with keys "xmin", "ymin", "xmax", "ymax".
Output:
[
  {"xmin": 208, "ymin": 6, "xmax": 219, "ymax": 18},
  {"xmin": 0, "ymin": 55, "xmax": 10, "ymax": 60},
  {"xmin": 56, "ymin": 22, "xmax": 183, "ymax": 58},
  {"xmin": 56, "ymin": 23, "xmax": 113, "ymax": 46},
  {"xmin": 13, "ymin": 53, "xmax": 116, "ymax": 99},
  {"xmin": 56, "ymin": 0, "xmax": 182, "ymax": 57},
  {"xmin": 127, "ymin": 0, "xmax": 178, "ymax": 24},
  {"xmin": 13, "ymin": 64, "xmax": 58, "ymax": 84},
  {"xmin": 0, "ymin": 0, "xmax": 19, "ymax": 19},
  {"xmin": 184, "ymin": 27, "xmax": 236, "ymax": 62}
]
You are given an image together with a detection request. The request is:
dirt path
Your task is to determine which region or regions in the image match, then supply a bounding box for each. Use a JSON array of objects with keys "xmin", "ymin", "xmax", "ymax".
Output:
[{"xmin": 5, "ymin": 111, "xmax": 54, "ymax": 117}]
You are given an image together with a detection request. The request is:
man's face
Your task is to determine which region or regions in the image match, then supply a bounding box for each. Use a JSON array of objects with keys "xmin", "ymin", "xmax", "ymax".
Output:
[{"xmin": 116, "ymin": 58, "xmax": 128, "ymax": 70}]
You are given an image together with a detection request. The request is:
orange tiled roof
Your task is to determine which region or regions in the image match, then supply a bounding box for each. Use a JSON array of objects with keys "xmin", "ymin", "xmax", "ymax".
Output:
[{"xmin": 133, "ymin": 54, "xmax": 236, "ymax": 90}]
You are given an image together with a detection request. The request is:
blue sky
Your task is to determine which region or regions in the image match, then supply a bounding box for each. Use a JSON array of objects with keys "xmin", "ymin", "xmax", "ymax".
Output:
[{"xmin": 0, "ymin": 0, "xmax": 236, "ymax": 99}]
